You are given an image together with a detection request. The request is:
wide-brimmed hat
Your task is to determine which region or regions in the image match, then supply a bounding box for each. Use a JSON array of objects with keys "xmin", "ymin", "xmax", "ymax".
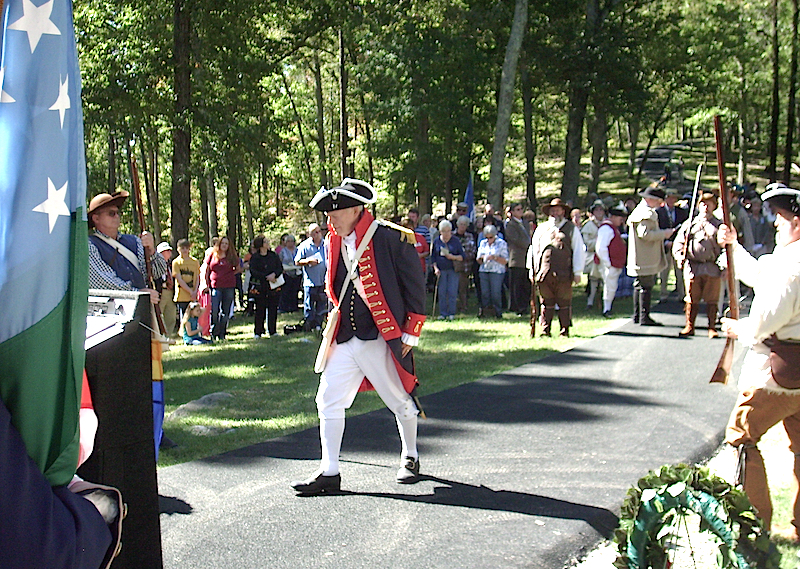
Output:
[
  {"xmin": 638, "ymin": 185, "xmax": 666, "ymax": 200},
  {"xmin": 309, "ymin": 178, "xmax": 377, "ymax": 212},
  {"xmin": 763, "ymin": 182, "xmax": 800, "ymax": 216},
  {"xmin": 698, "ymin": 191, "xmax": 718, "ymax": 206},
  {"xmin": 87, "ymin": 190, "xmax": 129, "ymax": 227},
  {"xmin": 542, "ymin": 198, "xmax": 568, "ymax": 216}
]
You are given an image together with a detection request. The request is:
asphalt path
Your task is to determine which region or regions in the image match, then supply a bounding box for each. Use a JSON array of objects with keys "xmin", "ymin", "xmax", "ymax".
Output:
[{"xmin": 158, "ymin": 300, "xmax": 743, "ymax": 569}]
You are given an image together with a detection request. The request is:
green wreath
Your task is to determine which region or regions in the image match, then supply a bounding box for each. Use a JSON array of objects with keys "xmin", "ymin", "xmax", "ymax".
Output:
[{"xmin": 613, "ymin": 464, "xmax": 781, "ymax": 569}]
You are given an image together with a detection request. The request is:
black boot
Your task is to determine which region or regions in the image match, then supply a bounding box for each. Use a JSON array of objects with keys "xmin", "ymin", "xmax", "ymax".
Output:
[
  {"xmin": 640, "ymin": 288, "xmax": 662, "ymax": 326},
  {"xmin": 632, "ymin": 288, "xmax": 641, "ymax": 323},
  {"xmin": 290, "ymin": 472, "xmax": 341, "ymax": 495}
]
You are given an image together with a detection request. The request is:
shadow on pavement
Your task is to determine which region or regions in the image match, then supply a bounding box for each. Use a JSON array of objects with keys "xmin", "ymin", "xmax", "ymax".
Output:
[{"xmin": 298, "ymin": 475, "xmax": 619, "ymax": 539}]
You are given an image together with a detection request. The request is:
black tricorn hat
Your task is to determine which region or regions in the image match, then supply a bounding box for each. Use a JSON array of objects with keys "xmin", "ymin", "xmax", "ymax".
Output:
[
  {"xmin": 309, "ymin": 178, "xmax": 377, "ymax": 212},
  {"xmin": 763, "ymin": 182, "xmax": 800, "ymax": 216},
  {"xmin": 638, "ymin": 185, "xmax": 666, "ymax": 200}
]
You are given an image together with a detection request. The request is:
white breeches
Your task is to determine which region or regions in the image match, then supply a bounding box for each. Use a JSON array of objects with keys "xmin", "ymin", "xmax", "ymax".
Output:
[
  {"xmin": 602, "ymin": 266, "xmax": 623, "ymax": 311},
  {"xmin": 316, "ymin": 336, "xmax": 417, "ymax": 421}
]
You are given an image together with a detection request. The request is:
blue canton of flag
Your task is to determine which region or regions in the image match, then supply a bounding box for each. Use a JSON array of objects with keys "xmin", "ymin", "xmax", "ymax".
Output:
[
  {"xmin": 0, "ymin": 0, "xmax": 85, "ymax": 342},
  {"xmin": 0, "ymin": 0, "xmax": 89, "ymax": 486}
]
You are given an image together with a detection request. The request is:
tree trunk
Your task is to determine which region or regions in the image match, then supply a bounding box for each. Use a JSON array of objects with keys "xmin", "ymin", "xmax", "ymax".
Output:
[
  {"xmin": 561, "ymin": 83, "xmax": 589, "ymax": 204},
  {"xmin": 769, "ymin": 0, "xmax": 780, "ymax": 182},
  {"xmin": 312, "ymin": 54, "xmax": 328, "ymax": 190},
  {"xmin": 486, "ymin": 0, "xmax": 528, "ymax": 211},
  {"xmin": 125, "ymin": 138, "xmax": 139, "ymax": 234},
  {"xmin": 198, "ymin": 166, "xmax": 210, "ymax": 246},
  {"xmin": 282, "ymin": 72, "xmax": 314, "ymax": 189},
  {"xmin": 207, "ymin": 168, "xmax": 218, "ymax": 238},
  {"xmin": 141, "ymin": 139, "xmax": 162, "ymax": 243},
  {"xmin": 171, "ymin": 0, "xmax": 192, "ymax": 241},
  {"xmin": 241, "ymin": 175, "xmax": 254, "ymax": 245},
  {"xmin": 589, "ymin": 109, "xmax": 606, "ymax": 195},
  {"xmin": 785, "ymin": 0, "xmax": 799, "ymax": 184},
  {"xmin": 108, "ymin": 129, "xmax": 117, "ymax": 193},
  {"xmin": 521, "ymin": 59, "xmax": 537, "ymax": 211},
  {"xmin": 226, "ymin": 175, "xmax": 240, "ymax": 249},
  {"xmin": 444, "ymin": 163, "xmax": 453, "ymax": 215},
  {"xmin": 737, "ymin": 58, "xmax": 749, "ymax": 186},
  {"xmin": 359, "ymin": 92, "xmax": 375, "ymax": 188},
  {"xmin": 627, "ymin": 120, "xmax": 639, "ymax": 178},
  {"xmin": 339, "ymin": 29, "xmax": 349, "ymax": 181},
  {"xmin": 416, "ymin": 114, "xmax": 431, "ymax": 214},
  {"xmin": 616, "ymin": 119, "xmax": 626, "ymax": 151}
]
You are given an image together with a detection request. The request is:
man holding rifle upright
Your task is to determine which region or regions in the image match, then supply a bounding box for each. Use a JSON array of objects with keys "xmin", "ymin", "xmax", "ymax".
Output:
[
  {"xmin": 720, "ymin": 184, "xmax": 800, "ymax": 541},
  {"xmin": 87, "ymin": 191, "xmax": 172, "ymax": 458}
]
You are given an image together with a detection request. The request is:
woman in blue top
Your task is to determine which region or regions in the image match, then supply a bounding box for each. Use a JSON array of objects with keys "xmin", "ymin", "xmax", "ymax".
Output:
[{"xmin": 431, "ymin": 220, "xmax": 464, "ymax": 320}]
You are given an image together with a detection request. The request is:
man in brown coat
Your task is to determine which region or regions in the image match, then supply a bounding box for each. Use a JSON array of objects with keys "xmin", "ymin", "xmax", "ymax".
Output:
[
  {"xmin": 672, "ymin": 191, "xmax": 724, "ymax": 337},
  {"xmin": 504, "ymin": 202, "xmax": 531, "ymax": 315},
  {"xmin": 527, "ymin": 198, "xmax": 586, "ymax": 337}
]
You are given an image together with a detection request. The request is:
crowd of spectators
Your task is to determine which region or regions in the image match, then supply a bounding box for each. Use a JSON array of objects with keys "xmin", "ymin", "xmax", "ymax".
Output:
[{"xmin": 164, "ymin": 173, "xmax": 776, "ymax": 344}]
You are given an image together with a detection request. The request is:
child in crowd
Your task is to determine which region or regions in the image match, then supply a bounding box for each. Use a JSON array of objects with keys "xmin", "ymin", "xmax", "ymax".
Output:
[{"xmin": 181, "ymin": 302, "xmax": 212, "ymax": 345}]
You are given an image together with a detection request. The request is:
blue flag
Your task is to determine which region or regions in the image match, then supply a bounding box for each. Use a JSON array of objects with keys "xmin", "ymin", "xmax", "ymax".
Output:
[
  {"xmin": 464, "ymin": 171, "xmax": 475, "ymax": 223},
  {"xmin": 0, "ymin": 0, "xmax": 88, "ymax": 486}
]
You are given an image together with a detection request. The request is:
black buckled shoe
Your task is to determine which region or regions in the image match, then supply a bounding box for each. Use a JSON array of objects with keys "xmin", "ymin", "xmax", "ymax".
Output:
[
  {"xmin": 396, "ymin": 456, "xmax": 420, "ymax": 484},
  {"xmin": 290, "ymin": 472, "xmax": 341, "ymax": 495}
]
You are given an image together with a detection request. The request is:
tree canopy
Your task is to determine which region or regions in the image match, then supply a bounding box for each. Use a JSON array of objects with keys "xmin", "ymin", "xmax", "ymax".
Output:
[{"xmin": 73, "ymin": 0, "xmax": 800, "ymax": 251}]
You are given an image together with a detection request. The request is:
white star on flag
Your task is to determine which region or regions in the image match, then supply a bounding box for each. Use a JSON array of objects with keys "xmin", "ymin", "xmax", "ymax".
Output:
[
  {"xmin": 49, "ymin": 75, "xmax": 69, "ymax": 127},
  {"xmin": 8, "ymin": 0, "xmax": 61, "ymax": 53},
  {"xmin": 32, "ymin": 178, "xmax": 70, "ymax": 233},
  {"xmin": 0, "ymin": 68, "xmax": 15, "ymax": 103}
]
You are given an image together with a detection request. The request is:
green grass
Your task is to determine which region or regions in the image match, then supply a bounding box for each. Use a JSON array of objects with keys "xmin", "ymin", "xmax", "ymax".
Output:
[{"xmin": 158, "ymin": 283, "xmax": 632, "ymax": 467}]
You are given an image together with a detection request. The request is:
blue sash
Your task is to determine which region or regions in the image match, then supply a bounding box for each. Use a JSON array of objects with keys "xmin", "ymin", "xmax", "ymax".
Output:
[{"xmin": 89, "ymin": 234, "xmax": 146, "ymax": 289}]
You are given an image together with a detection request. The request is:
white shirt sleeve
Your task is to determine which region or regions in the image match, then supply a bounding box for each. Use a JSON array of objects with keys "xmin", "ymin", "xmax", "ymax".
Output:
[
  {"xmin": 595, "ymin": 225, "xmax": 613, "ymax": 267},
  {"xmin": 572, "ymin": 226, "xmax": 586, "ymax": 276}
]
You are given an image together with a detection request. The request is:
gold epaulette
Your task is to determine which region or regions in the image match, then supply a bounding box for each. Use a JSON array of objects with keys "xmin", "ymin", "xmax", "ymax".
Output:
[{"xmin": 379, "ymin": 219, "xmax": 417, "ymax": 246}]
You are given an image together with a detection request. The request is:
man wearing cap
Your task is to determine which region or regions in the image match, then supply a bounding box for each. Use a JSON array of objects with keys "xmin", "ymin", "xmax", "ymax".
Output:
[
  {"xmin": 527, "ymin": 197, "xmax": 586, "ymax": 337},
  {"xmin": 657, "ymin": 189, "xmax": 689, "ymax": 301},
  {"xmin": 291, "ymin": 178, "xmax": 426, "ymax": 495},
  {"xmin": 295, "ymin": 223, "xmax": 328, "ymax": 331},
  {"xmin": 626, "ymin": 185, "xmax": 676, "ymax": 326},
  {"xmin": 581, "ymin": 200, "xmax": 606, "ymax": 310},
  {"xmin": 87, "ymin": 191, "xmax": 170, "ymax": 458},
  {"xmin": 504, "ymin": 202, "xmax": 532, "ymax": 315},
  {"xmin": 719, "ymin": 183, "xmax": 800, "ymax": 541},
  {"xmin": 595, "ymin": 204, "xmax": 628, "ymax": 317},
  {"xmin": 672, "ymin": 192, "xmax": 724, "ymax": 338},
  {"xmin": 156, "ymin": 242, "xmax": 178, "ymax": 334}
]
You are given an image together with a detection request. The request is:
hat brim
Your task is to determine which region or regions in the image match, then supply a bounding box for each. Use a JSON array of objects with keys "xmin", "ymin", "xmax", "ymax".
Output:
[
  {"xmin": 87, "ymin": 191, "xmax": 129, "ymax": 226},
  {"xmin": 309, "ymin": 178, "xmax": 377, "ymax": 212}
]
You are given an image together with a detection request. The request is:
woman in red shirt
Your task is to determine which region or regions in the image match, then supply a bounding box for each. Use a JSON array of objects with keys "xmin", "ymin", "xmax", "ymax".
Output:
[{"xmin": 205, "ymin": 235, "xmax": 241, "ymax": 340}]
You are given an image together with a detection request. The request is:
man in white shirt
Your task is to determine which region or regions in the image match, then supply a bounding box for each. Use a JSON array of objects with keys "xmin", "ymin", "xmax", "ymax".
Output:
[{"xmin": 720, "ymin": 184, "xmax": 800, "ymax": 541}]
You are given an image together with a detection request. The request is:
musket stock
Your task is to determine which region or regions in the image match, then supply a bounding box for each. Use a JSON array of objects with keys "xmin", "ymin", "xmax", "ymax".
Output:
[{"xmin": 710, "ymin": 115, "xmax": 739, "ymax": 384}]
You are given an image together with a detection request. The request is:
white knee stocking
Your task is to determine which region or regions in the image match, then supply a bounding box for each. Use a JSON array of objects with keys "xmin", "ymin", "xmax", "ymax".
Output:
[
  {"xmin": 396, "ymin": 414, "xmax": 418, "ymax": 459},
  {"xmin": 320, "ymin": 417, "xmax": 345, "ymax": 476},
  {"xmin": 588, "ymin": 278, "xmax": 599, "ymax": 306}
]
